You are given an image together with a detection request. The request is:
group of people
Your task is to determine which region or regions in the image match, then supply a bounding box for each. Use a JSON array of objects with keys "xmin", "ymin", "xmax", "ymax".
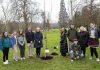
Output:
[
  {"xmin": 0, "ymin": 22, "xmax": 100, "ymax": 65},
  {"xmin": 60, "ymin": 23, "xmax": 100, "ymax": 62},
  {"xmin": 0, "ymin": 27, "xmax": 43, "ymax": 65}
]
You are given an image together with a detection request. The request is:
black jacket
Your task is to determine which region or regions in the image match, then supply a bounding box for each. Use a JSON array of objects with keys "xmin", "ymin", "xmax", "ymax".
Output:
[
  {"xmin": 78, "ymin": 31, "xmax": 89, "ymax": 46},
  {"xmin": 60, "ymin": 31, "xmax": 68, "ymax": 53},
  {"xmin": 68, "ymin": 28, "xmax": 78, "ymax": 42},
  {"xmin": 25, "ymin": 31, "xmax": 34, "ymax": 43}
]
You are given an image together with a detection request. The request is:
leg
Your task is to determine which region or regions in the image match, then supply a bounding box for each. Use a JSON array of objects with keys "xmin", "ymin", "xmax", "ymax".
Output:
[
  {"xmin": 82, "ymin": 47, "xmax": 86, "ymax": 57},
  {"xmin": 19, "ymin": 45, "xmax": 23, "ymax": 58},
  {"xmin": 93, "ymin": 48, "xmax": 98, "ymax": 58},
  {"xmin": 3, "ymin": 48, "xmax": 6, "ymax": 62},
  {"xmin": 90, "ymin": 47, "xmax": 94, "ymax": 57},
  {"xmin": 6, "ymin": 48, "xmax": 9, "ymax": 61}
]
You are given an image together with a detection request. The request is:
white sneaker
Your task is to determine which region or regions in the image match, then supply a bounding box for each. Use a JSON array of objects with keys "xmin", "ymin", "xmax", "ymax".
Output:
[
  {"xmin": 23, "ymin": 57, "xmax": 25, "ymax": 60},
  {"xmin": 6, "ymin": 60, "xmax": 8, "ymax": 64},
  {"xmin": 96, "ymin": 58, "xmax": 100, "ymax": 62},
  {"xmin": 71, "ymin": 59, "xmax": 74, "ymax": 62},
  {"xmin": 89, "ymin": 57, "xmax": 93, "ymax": 60},
  {"xmin": 20, "ymin": 58, "xmax": 23, "ymax": 60},
  {"xmin": 3, "ymin": 62, "xmax": 8, "ymax": 65}
]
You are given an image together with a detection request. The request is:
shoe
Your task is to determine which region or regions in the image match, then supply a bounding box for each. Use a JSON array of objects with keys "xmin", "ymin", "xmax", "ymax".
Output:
[
  {"xmin": 71, "ymin": 59, "xmax": 74, "ymax": 62},
  {"xmin": 6, "ymin": 60, "xmax": 8, "ymax": 64},
  {"xmin": 96, "ymin": 58, "xmax": 100, "ymax": 62},
  {"xmin": 14, "ymin": 59, "xmax": 18, "ymax": 61},
  {"xmin": 20, "ymin": 58, "xmax": 23, "ymax": 60},
  {"xmin": 3, "ymin": 61, "xmax": 8, "ymax": 65},
  {"xmin": 23, "ymin": 57, "xmax": 25, "ymax": 60},
  {"xmin": 89, "ymin": 57, "xmax": 93, "ymax": 60}
]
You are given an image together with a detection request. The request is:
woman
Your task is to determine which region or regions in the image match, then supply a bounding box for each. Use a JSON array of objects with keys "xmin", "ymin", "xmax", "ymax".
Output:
[
  {"xmin": 11, "ymin": 31, "xmax": 19, "ymax": 61},
  {"xmin": 34, "ymin": 27, "xmax": 43, "ymax": 58},
  {"xmin": 18, "ymin": 30, "xmax": 26, "ymax": 60},
  {"xmin": 78, "ymin": 26, "xmax": 89, "ymax": 57},
  {"xmin": 88, "ymin": 23, "xmax": 100, "ymax": 62},
  {"xmin": 2, "ymin": 32, "xmax": 11, "ymax": 64},
  {"xmin": 60, "ymin": 28, "xmax": 68, "ymax": 57}
]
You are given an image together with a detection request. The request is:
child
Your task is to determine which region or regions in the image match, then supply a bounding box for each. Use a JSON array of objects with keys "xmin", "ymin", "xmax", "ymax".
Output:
[
  {"xmin": 2, "ymin": 32, "xmax": 11, "ymax": 65},
  {"xmin": 18, "ymin": 30, "xmax": 26, "ymax": 60},
  {"xmin": 69, "ymin": 39, "xmax": 81, "ymax": 62},
  {"xmin": 11, "ymin": 31, "xmax": 19, "ymax": 61}
]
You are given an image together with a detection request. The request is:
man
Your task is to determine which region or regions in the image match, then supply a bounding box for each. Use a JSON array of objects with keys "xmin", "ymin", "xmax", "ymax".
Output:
[
  {"xmin": 68, "ymin": 25, "xmax": 78, "ymax": 51},
  {"xmin": 25, "ymin": 27, "xmax": 34, "ymax": 57}
]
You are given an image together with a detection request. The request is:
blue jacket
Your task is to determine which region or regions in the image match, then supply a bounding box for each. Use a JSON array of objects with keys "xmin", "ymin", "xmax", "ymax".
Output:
[
  {"xmin": 0, "ymin": 38, "xmax": 3, "ymax": 50},
  {"xmin": 34, "ymin": 32, "xmax": 43, "ymax": 48},
  {"xmin": 10, "ymin": 36, "xmax": 17, "ymax": 47},
  {"xmin": 2, "ymin": 37, "xmax": 11, "ymax": 48}
]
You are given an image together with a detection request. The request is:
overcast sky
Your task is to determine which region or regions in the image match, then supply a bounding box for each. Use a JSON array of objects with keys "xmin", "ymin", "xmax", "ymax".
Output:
[{"xmin": 0, "ymin": 0, "xmax": 100, "ymax": 23}]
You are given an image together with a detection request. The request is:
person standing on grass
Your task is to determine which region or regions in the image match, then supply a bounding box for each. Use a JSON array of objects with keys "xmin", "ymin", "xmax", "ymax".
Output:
[
  {"xmin": 60, "ymin": 28, "xmax": 68, "ymax": 57},
  {"xmin": 18, "ymin": 30, "xmax": 26, "ymax": 60},
  {"xmin": 34, "ymin": 27, "xmax": 43, "ymax": 58},
  {"xmin": 11, "ymin": 31, "xmax": 19, "ymax": 61},
  {"xmin": 2, "ymin": 32, "xmax": 11, "ymax": 65},
  {"xmin": 25, "ymin": 27, "xmax": 34, "ymax": 58},
  {"xmin": 88, "ymin": 23, "xmax": 100, "ymax": 62},
  {"xmin": 68, "ymin": 25, "xmax": 78, "ymax": 52},
  {"xmin": 78, "ymin": 26, "xmax": 89, "ymax": 57}
]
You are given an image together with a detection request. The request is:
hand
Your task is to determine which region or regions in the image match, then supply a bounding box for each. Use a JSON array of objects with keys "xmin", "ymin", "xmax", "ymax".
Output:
[
  {"xmin": 39, "ymin": 41, "xmax": 40, "ymax": 43},
  {"xmin": 31, "ymin": 41, "xmax": 33, "ymax": 43}
]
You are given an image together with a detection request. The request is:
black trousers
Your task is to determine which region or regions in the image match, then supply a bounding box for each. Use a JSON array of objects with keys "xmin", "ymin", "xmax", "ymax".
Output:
[
  {"xmin": 81, "ymin": 46, "xmax": 86, "ymax": 57},
  {"xmin": 36, "ymin": 48, "xmax": 41, "ymax": 56},
  {"xmin": 90, "ymin": 47, "xmax": 98, "ymax": 58},
  {"xmin": 3, "ymin": 48, "xmax": 9, "ymax": 62},
  {"xmin": 19, "ymin": 45, "xmax": 25, "ymax": 58}
]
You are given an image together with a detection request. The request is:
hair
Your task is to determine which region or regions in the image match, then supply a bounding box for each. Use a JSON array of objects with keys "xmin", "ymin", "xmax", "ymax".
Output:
[
  {"xmin": 18, "ymin": 30, "xmax": 24, "ymax": 37},
  {"xmin": 2, "ymin": 32, "xmax": 8, "ymax": 38}
]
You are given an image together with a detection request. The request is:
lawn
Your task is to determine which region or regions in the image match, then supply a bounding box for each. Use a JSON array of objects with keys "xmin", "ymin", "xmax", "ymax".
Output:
[{"xmin": 0, "ymin": 29, "xmax": 100, "ymax": 70}]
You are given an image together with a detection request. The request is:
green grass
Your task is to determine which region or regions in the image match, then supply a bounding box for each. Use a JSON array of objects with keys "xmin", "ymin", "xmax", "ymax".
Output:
[{"xmin": 0, "ymin": 29, "xmax": 100, "ymax": 70}]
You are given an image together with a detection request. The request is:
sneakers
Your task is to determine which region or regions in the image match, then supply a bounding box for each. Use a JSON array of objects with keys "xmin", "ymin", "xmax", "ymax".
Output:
[
  {"xmin": 96, "ymin": 58, "xmax": 100, "ymax": 62},
  {"xmin": 3, "ymin": 60, "xmax": 8, "ymax": 65},
  {"xmin": 71, "ymin": 59, "xmax": 74, "ymax": 62},
  {"xmin": 89, "ymin": 57, "xmax": 93, "ymax": 60}
]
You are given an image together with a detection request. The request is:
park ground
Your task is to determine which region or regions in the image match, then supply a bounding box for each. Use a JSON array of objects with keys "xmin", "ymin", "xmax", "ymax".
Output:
[{"xmin": 0, "ymin": 29, "xmax": 100, "ymax": 70}]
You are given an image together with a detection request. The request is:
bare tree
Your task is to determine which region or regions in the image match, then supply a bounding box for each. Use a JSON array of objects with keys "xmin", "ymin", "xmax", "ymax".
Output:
[
  {"xmin": 11, "ymin": 0, "xmax": 40, "ymax": 30},
  {"xmin": 0, "ymin": 0, "xmax": 11, "ymax": 31}
]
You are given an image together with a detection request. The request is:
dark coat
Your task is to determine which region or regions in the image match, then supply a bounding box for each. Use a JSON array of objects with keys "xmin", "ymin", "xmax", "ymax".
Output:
[
  {"xmin": 25, "ymin": 31, "xmax": 34, "ymax": 43},
  {"xmin": 34, "ymin": 32, "xmax": 43, "ymax": 48},
  {"xmin": 60, "ymin": 31, "xmax": 68, "ymax": 54},
  {"xmin": 68, "ymin": 28, "xmax": 78, "ymax": 42},
  {"xmin": 78, "ymin": 31, "xmax": 89, "ymax": 47}
]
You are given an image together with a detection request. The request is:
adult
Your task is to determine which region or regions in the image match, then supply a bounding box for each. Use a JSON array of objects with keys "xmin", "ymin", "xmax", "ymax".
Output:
[
  {"xmin": 18, "ymin": 30, "xmax": 26, "ymax": 60},
  {"xmin": 88, "ymin": 23, "xmax": 100, "ymax": 62},
  {"xmin": 68, "ymin": 25, "xmax": 78, "ymax": 51},
  {"xmin": 78, "ymin": 26, "xmax": 89, "ymax": 57},
  {"xmin": 25, "ymin": 27, "xmax": 34, "ymax": 57},
  {"xmin": 60, "ymin": 28, "xmax": 68, "ymax": 57},
  {"xmin": 34, "ymin": 27, "xmax": 43, "ymax": 58}
]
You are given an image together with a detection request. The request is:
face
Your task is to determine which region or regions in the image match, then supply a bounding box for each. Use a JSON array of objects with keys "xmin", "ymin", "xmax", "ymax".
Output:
[
  {"xmin": 61, "ymin": 28, "xmax": 65, "ymax": 32},
  {"xmin": 19, "ymin": 30, "xmax": 23, "ymax": 34},
  {"xmin": 4, "ymin": 32, "xmax": 8, "ymax": 37},
  {"xmin": 36, "ymin": 27, "xmax": 40, "ymax": 32},
  {"xmin": 28, "ymin": 27, "xmax": 32, "ymax": 32},
  {"xmin": 80, "ymin": 26, "xmax": 84, "ymax": 31},
  {"xmin": 13, "ymin": 31, "xmax": 17, "ymax": 36},
  {"xmin": 71, "ymin": 25, "xmax": 74, "ymax": 29},
  {"xmin": 90, "ymin": 23, "xmax": 95, "ymax": 28}
]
